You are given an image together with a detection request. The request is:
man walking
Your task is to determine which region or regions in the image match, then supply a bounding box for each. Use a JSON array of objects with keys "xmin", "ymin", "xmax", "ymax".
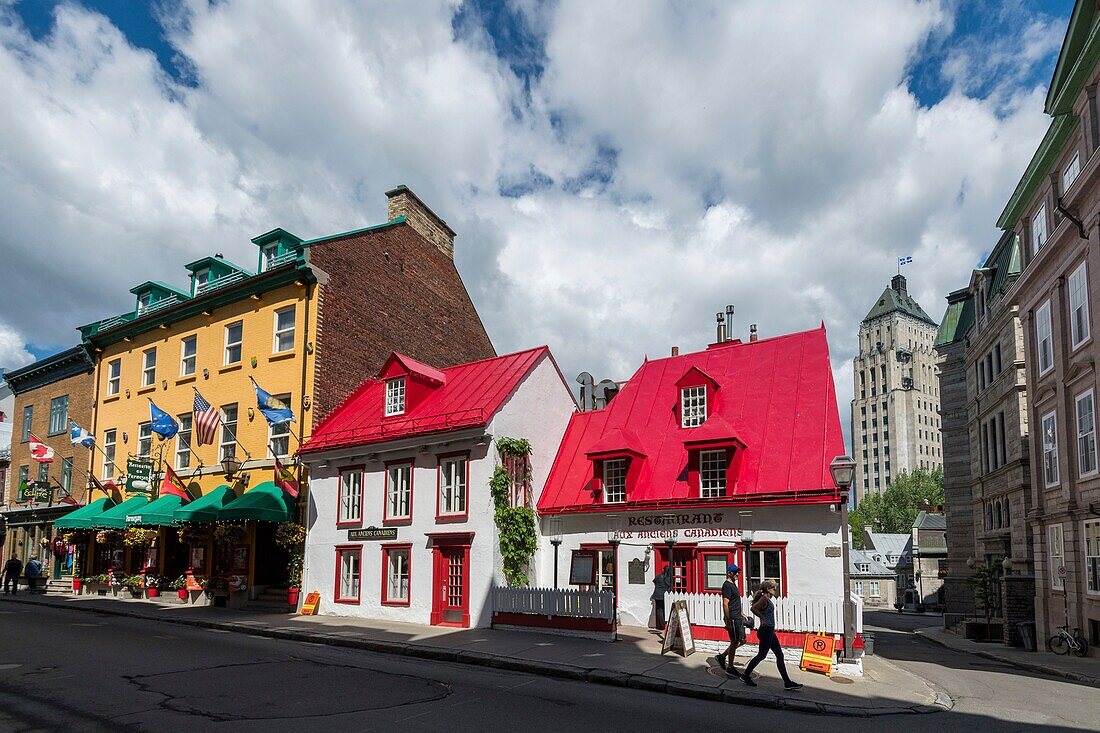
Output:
[
  {"xmin": 651, "ymin": 565, "xmax": 672, "ymax": 635},
  {"xmin": 25, "ymin": 556, "xmax": 42, "ymax": 594},
  {"xmin": 713, "ymin": 564, "xmax": 748, "ymax": 671},
  {"xmin": 3, "ymin": 554, "xmax": 23, "ymax": 595}
]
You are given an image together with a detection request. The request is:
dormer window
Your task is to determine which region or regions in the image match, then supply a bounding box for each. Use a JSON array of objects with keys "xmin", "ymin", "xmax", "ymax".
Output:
[
  {"xmin": 602, "ymin": 458, "xmax": 627, "ymax": 503},
  {"xmin": 681, "ymin": 386, "xmax": 707, "ymax": 427},
  {"xmin": 137, "ymin": 292, "xmax": 152, "ymax": 313},
  {"xmin": 385, "ymin": 377, "xmax": 406, "ymax": 416},
  {"xmin": 193, "ymin": 268, "xmax": 210, "ymax": 296},
  {"xmin": 261, "ymin": 243, "xmax": 280, "ymax": 272},
  {"xmin": 699, "ymin": 449, "xmax": 727, "ymax": 497}
]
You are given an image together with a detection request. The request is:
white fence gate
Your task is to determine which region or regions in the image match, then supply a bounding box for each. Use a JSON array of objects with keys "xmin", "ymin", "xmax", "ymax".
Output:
[{"xmin": 664, "ymin": 592, "xmax": 863, "ymax": 634}]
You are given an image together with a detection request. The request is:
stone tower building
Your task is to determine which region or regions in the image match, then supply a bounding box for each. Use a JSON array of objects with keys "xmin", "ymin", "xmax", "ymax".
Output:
[{"xmin": 852, "ymin": 274, "xmax": 942, "ymax": 506}]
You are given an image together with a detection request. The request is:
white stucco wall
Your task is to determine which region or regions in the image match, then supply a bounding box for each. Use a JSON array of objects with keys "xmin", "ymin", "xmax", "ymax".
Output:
[
  {"xmin": 301, "ymin": 355, "xmax": 575, "ymax": 627},
  {"xmin": 537, "ymin": 505, "xmax": 845, "ymax": 627}
]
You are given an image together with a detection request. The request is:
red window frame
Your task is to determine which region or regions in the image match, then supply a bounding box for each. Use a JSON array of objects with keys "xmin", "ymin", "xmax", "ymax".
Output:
[
  {"xmin": 742, "ymin": 542, "xmax": 788, "ymax": 597},
  {"xmin": 336, "ymin": 466, "xmax": 364, "ymax": 528},
  {"xmin": 654, "ymin": 545, "xmax": 743, "ymax": 595},
  {"xmin": 333, "ymin": 545, "xmax": 362, "ymax": 605},
  {"xmin": 580, "ymin": 542, "xmax": 619, "ymax": 598},
  {"xmin": 436, "ymin": 451, "xmax": 470, "ymax": 522},
  {"xmin": 383, "ymin": 460, "xmax": 413, "ymax": 525},
  {"xmin": 381, "ymin": 543, "xmax": 412, "ymax": 607},
  {"xmin": 686, "ymin": 446, "xmax": 743, "ymax": 498}
]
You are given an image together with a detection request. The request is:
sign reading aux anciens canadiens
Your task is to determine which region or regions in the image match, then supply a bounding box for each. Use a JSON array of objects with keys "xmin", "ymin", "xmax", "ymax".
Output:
[
  {"xmin": 347, "ymin": 527, "xmax": 398, "ymax": 541},
  {"xmin": 613, "ymin": 512, "xmax": 744, "ymax": 541}
]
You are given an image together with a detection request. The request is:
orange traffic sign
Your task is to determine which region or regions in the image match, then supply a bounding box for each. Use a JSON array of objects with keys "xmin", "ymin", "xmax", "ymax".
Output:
[{"xmin": 799, "ymin": 632, "xmax": 836, "ymax": 676}]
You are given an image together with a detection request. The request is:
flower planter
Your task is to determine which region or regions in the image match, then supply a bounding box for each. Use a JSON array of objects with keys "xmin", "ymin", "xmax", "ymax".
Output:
[
  {"xmin": 146, "ymin": 587, "xmax": 160, "ymax": 599},
  {"xmin": 92, "ymin": 584, "xmax": 108, "ymax": 596},
  {"xmin": 177, "ymin": 588, "xmax": 188, "ymax": 601},
  {"xmin": 128, "ymin": 589, "xmax": 143, "ymax": 598},
  {"xmin": 72, "ymin": 578, "xmax": 83, "ymax": 594},
  {"xmin": 287, "ymin": 587, "xmax": 300, "ymax": 607},
  {"xmin": 212, "ymin": 594, "xmax": 228, "ymax": 608}
]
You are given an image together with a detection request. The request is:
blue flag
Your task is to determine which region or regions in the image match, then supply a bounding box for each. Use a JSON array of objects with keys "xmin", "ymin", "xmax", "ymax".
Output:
[
  {"xmin": 149, "ymin": 400, "xmax": 179, "ymax": 439},
  {"xmin": 252, "ymin": 379, "xmax": 294, "ymax": 426},
  {"xmin": 69, "ymin": 421, "xmax": 95, "ymax": 449}
]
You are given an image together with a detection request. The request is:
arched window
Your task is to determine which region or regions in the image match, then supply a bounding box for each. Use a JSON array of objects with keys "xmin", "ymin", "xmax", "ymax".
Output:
[
  {"xmin": 986, "ymin": 503, "xmax": 994, "ymax": 530},
  {"xmin": 993, "ymin": 500, "xmax": 1003, "ymax": 529},
  {"xmin": 1001, "ymin": 500, "xmax": 1010, "ymax": 528}
]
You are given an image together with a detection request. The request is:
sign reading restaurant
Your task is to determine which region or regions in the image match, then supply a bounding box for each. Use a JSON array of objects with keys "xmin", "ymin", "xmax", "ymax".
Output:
[
  {"xmin": 347, "ymin": 527, "xmax": 398, "ymax": 541},
  {"xmin": 613, "ymin": 512, "xmax": 745, "ymax": 541}
]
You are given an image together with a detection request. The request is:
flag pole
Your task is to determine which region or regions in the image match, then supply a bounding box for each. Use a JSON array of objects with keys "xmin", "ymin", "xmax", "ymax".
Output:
[{"xmin": 191, "ymin": 385, "xmax": 252, "ymax": 463}]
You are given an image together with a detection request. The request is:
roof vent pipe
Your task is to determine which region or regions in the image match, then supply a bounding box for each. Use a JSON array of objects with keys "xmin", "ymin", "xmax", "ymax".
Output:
[
  {"xmin": 715, "ymin": 312, "xmax": 726, "ymax": 343},
  {"xmin": 671, "ymin": 346, "xmax": 680, "ymax": 357},
  {"xmin": 750, "ymin": 324, "xmax": 758, "ymax": 342},
  {"xmin": 725, "ymin": 305, "xmax": 735, "ymax": 341}
]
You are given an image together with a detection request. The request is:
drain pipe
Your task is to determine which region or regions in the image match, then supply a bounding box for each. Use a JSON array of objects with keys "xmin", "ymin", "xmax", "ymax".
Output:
[{"xmin": 1057, "ymin": 197, "xmax": 1087, "ymax": 240}]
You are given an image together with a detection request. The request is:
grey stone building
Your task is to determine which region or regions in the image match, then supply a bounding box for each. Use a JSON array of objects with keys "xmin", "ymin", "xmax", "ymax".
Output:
[
  {"xmin": 852, "ymin": 274, "xmax": 943, "ymax": 505},
  {"xmin": 850, "ymin": 549, "xmax": 898, "ymax": 609},
  {"xmin": 935, "ymin": 231, "xmax": 1033, "ymax": 629}
]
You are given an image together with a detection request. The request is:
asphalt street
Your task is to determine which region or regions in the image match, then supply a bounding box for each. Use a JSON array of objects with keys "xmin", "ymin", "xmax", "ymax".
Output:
[{"xmin": 0, "ymin": 603, "xmax": 1097, "ymax": 732}]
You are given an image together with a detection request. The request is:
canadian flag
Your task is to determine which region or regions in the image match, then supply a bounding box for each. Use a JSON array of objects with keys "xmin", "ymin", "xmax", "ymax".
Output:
[{"xmin": 29, "ymin": 434, "xmax": 55, "ymax": 463}]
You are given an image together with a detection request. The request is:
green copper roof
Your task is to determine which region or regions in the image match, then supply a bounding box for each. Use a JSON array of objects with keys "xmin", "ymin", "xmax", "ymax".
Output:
[
  {"xmin": 998, "ymin": 113, "xmax": 1081, "ymax": 230},
  {"xmin": 862, "ymin": 276, "xmax": 936, "ymax": 326},
  {"xmin": 988, "ymin": 234, "xmax": 1022, "ymax": 298},
  {"xmin": 935, "ymin": 292, "xmax": 974, "ymax": 348},
  {"xmin": 1048, "ymin": 2, "xmax": 1100, "ymax": 115}
]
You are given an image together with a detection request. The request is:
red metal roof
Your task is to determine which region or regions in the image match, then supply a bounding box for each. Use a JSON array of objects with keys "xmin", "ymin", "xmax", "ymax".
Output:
[
  {"xmin": 300, "ymin": 347, "xmax": 555, "ymax": 454},
  {"xmin": 538, "ymin": 325, "xmax": 845, "ymax": 514}
]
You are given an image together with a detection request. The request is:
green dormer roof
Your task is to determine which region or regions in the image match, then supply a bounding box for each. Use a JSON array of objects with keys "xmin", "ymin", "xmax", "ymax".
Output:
[
  {"xmin": 251, "ymin": 228, "xmax": 303, "ymax": 248},
  {"xmin": 987, "ymin": 232, "xmax": 1022, "ymax": 299},
  {"xmin": 1047, "ymin": 1, "xmax": 1099, "ymax": 116},
  {"xmin": 862, "ymin": 275, "xmax": 936, "ymax": 326},
  {"xmin": 934, "ymin": 290, "xmax": 974, "ymax": 348},
  {"xmin": 184, "ymin": 255, "xmax": 252, "ymax": 276},
  {"xmin": 129, "ymin": 281, "xmax": 191, "ymax": 300}
]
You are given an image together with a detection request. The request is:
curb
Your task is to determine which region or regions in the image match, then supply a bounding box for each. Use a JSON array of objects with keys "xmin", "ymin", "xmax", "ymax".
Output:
[
  {"xmin": 2, "ymin": 595, "xmax": 944, "ymax": 716},
  {"xmin": 914, "ymin": 629, "xmax": 1100, "ymax": 688}
]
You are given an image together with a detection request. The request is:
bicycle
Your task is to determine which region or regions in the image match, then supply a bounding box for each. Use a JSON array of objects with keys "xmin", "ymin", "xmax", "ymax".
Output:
[{"xmin": 1046, "ymin": 625, "xmax": 1089, "ymax": 657}]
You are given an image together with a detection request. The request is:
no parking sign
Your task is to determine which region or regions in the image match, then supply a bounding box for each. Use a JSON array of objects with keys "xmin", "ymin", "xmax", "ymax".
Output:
[{"xmin": 799, "ymin": 632, "xmax": 836, "ymax": 676}]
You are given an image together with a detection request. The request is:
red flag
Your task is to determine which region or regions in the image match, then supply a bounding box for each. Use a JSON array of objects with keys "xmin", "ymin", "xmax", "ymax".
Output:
[
  {"xmin": 28, "ymin": 434, "xmax": 55, "ymax": 463},
  {"xmin": 274, "ymin": 457, "xmax": 299, "ymax": 499},
  {"xmin": 60, "ymin": 495, "xmax": 80, "ymax": 506},
  {"xmin": 160, "ymin": 466, "xmax": 190, "ymax": 501}
]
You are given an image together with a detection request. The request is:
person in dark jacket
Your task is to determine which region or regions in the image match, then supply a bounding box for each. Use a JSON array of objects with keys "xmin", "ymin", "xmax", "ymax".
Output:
[
  {"xmin": 3, "ymin": 554, "xmax": 23, "ymax": 594},
  {"xmin": 651, "ymin": 565, "xmax": 672, "ymax": 633},
  {"xmin": 713, "ymin": 564, "xmax": 749, "ymax": 671},
  {"xmin": 25, "ymin": 557, "xmax": 43, "ymax": 594}
]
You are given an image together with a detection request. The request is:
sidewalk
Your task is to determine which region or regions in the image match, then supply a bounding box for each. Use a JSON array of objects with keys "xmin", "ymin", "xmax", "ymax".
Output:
[
  {"xmin": 917, "ymin": 626, "xmax": 1100, "ymax": 687},
  {"xmin": 0, "ymin": 591, "xmax": 948, "ymax": 717}
]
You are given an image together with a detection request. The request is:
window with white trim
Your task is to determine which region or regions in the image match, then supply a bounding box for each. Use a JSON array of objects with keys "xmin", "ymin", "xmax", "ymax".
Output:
[
  {"xmin": 107, "ymin": 359, "xmax": 121, "ymax": 396},
  {"xmin": 273, "ymin": 306, "xmax": 295, "ymax": 353},
  {"xmin": 681, "ymin": 386, "xmax": 707, "ymax": 428},
  {"xmin": 383, "ymin": 546, "xmax": 410, "ymax": 603},
  {"xmin": 1032, "ymin": 204, "xmax": 1048, "ymax": 254},
  {"xmin": 699, "ymin": 449, "xmax": 727, "ymax": 498},
  {"xmin": 224, "ymin": 322, "xmax": 243, "ymax": 365},
  {"xmin": 439, "ymin": 456, "xmax": 467, "ymax": 516},
  {"xmin": 1063, "ymin": 152, "xmax": 1081, "ymax": 191},
  {"xmin": 267, "ymin": 394, "xmax": 291, "ymax": 458},
  {"xmin": 1077, "ymin": 390, "xmax": 1097, "ymax": 476},
  {"xmin": 338, "ymin": 470, "xmax": 363, "ymax": 525},
  {"xmin": 1036, "ymin": 300, "xmax": 1053, "ymax": 375},
  {"xmin": 180, "ymin": 335, "xmax": 197, "ymax": 376},
  {"xmin": 102, "ymin": 429, "xmax": 116, "ymax": 479},
  {"xmin": 138, "ymin": 422, "xmax": 152, "ymax": 457},
  {"xmin": 602, "ymin": 458, "xmax": 627, "ymax": 504},
  {"xmin": 1049, "ymin": 523, "xmax": 1065, "ymax": 590},
  {"xmin": 854, "ymin": 580, "xmax": 863, "ymax": 596},
  {"xmin": 219, "ymin": 404, "xmax": 238, "ymax": 462},
  {"xmin": 1042, "ymin": 411, "xmax": 1059, "ymax": 487},
  {"xmin": 336, "ymin": 548, "xmax": 361, "ymax": 602},
  {"xmin": 868, "ymin": 581, "xmax": 880, "ymax": 597},
  {"xmin": 261, "ymin": 243, "xmax": 280, "ymax": 272},
  {"xmin": 20, "ymin": 405, "xmax": 31, "ymax": 442},
  {"xmin": 1085, "ymin": 519, "xmax": 1100, "ymax": 593},
  {"xmin": 193, "ymin": 268, "xmax": 209, "ymax": 296},
  {"xmin": 1069, "ymin": 261, "xmax": 1090, "ymax": 348},
  {"xmin": 142, "ymin": 347, "xmax": 157, "ymax": 387},
  {"xmin": 175, "ymin": 415, "xmax": 192, "ymax": 470},
  {"xmin": 387, "ymin": 464, "xmax": 412, "ymax": 520},
  {"xmin": 385, "ymin": 378, "xmax": 406, "ymax": 416}
]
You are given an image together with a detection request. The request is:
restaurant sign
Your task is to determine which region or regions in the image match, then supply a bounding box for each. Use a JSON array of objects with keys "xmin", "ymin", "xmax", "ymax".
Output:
[
  {"xmin": 17, "ymin": 481, "xmax": 52, "ymax": 503},
  {"xmin": 613, "ymin": 512, "xmax": 744, "ymax": 541},
  {"xmin": 348, "ymin": 527, "xmax": 398, "ymax": 541},
  {"xmin": 125, "ymin": 457, "xmax": 154, "ymax": 496}
]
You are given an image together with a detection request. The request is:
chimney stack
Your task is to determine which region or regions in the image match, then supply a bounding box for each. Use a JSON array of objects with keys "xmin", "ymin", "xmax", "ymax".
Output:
[
  {"xmin": 725, "ymin": 305, "xmax": 735, "ymax": 341},
  {"xmin": 715, "ymin": 312, "xmax": 727, "ymax": 343},
  {"xmin": 671, "ymin": 346, "xmax": 680, "ymax": 357},
  {"xmin": 749, "ymin": 324, "xmax": 758, "ymax": 342},
  {"xmin": 891, "ymin": 274, "xmax": 907, "ymax": 297},
  {"xmin": 385, "ymin": 185, "xmax": 456, "ymax": 260}
]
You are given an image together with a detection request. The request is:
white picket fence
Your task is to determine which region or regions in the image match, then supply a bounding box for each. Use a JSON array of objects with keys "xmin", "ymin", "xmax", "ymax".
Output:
[
  {"xmin": 664, "ymin": 591, "xmax": 863, "ymax": 634},
  {"xmin": 492, "ymin": 586, "xmax": 616, "ymax": 621}
]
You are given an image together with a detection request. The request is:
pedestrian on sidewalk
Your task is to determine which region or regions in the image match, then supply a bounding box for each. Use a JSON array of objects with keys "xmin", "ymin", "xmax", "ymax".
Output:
[
  {"xmin": 713, "ymin": 564, "xmax": 748, "ymax": 672},
  {"xmin": 739, "ymin": 580, "xmax": 803, "ymax": 691},
  {"xmin": 652, "ymin": 565, "xmax": 672, "ymax": 635},
  {"xmin": 3, "ymin": 554, "xmax": 22, "ymax": 594},
  {"xmin": 25, "ymin": 557, "xmax": 43, "ymax": 595}
]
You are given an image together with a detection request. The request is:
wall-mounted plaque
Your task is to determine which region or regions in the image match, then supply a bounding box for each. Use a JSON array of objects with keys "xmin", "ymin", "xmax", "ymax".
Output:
[
  {"xmin": 628, "ymin": 559, "xmax": 647, "ymax": 584},
  {"xmin": 348, "ymin": 527, "xmax": 398, "ymax": 541},
  {"xmin": 824, "ymin": 546, "xmax": 842, "ymax": 558}
]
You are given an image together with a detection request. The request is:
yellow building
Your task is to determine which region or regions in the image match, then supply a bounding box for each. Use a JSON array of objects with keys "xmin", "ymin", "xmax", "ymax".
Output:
[{"xmin": 58, "ymin": 187, "xmax": 495, "ymax": 604}]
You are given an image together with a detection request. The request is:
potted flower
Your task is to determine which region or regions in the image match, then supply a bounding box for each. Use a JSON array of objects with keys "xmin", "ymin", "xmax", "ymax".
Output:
[
  {"xmin": 122, "ymin": 574, "xmax": 145, "ymax": 598},
  {"xmin": 277, "ymin": 523, "xmax": 307, "ymax": 608},
  {"xmin": 170, "ymin": 575, "xmax": 189, "ymax": 601},
  {"xmin": 72, "ymin": 573, "xmax": 84, "ymax": 594},
  {"xmin": 144, "ymin": 572, "xmax": 162, "ymax": 599},
  {"xmin": 205, "ymin": 576, "xmax": 229, "ymax": 607}
]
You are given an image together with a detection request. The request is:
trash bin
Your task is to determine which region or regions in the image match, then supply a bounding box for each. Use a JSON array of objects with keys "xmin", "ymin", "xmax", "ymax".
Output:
[
  {"xmin": 1017, "ymin": 622, "xmax": 1037, "ymax": 652},
  {"xmin": 863, "ymin": 632, "xmax": 875, "ymax": 656}
]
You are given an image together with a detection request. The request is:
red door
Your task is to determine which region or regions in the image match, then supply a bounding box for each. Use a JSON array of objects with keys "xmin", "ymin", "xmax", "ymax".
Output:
[{"xmin": 431, "ymin": 544, "xmax": 470, "ymax": 627}]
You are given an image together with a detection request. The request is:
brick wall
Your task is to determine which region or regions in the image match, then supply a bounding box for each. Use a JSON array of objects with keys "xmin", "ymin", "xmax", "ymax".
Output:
[
  {"xmin": 1000, "ymin": 574, "xmax": 1036, "ymax": 647},
  {"xmin": 309, "ymin": 219, "xmax": 495, "ymax": 423}
]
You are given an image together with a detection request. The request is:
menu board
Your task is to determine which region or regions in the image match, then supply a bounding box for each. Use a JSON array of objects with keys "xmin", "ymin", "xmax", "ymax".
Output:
[{"xmin": 569, "ymin": 550, "xmax": 596, "ymax": 585}]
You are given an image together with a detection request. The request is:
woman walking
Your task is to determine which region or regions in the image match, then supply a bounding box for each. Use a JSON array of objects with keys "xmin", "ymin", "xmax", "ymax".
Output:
[{"xmin": 739, "ymin": 580, "xmax": 803, "ymax": 690}]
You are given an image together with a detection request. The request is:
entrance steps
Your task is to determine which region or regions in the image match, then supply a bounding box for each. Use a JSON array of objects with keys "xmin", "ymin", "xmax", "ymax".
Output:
[{"xmin": 243, "ymin": 586, "xmax": 293, "ymax": 614}]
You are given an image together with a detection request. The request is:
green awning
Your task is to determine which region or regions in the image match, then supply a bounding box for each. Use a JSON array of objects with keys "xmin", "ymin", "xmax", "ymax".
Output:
[
  {"xmin": 217, "ymin": 481, "xmax": 295, "ymax": 523},
  {"xmin": 54, "ymin": 498, "xmax": 117, "ymax": 529},
  {"xmin": 125, "ymin": 494, "xmax": 184, "ymax": 526},
  {"xmin": 89, "ymin": 496, "xmax": 150, "ymax": 529},
  {"xmin": 173, "ymin": 485, "xmax": 237, "ymax": 523}
]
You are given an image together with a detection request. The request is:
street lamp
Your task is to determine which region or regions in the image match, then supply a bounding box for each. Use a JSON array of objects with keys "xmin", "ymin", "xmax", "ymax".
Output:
[
  {"xmin": 221, "ymin": 455, "xmax": 242, "ymax": 481},
  {"xmin": 739, "ymin": 510, "xmax": 754, "ymax": 587},
  {"xmin": 549, "ymin": 517, "xmax": 563, "ymax": 589},
  {"xmin": 830, "ymin": 454, "xmax": 857, "ymax": 659}
]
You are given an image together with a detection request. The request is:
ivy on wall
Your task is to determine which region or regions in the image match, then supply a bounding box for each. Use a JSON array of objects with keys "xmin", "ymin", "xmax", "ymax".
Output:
[{"xmin": 491, "ymin": 437, "xmax": 536, "ymax": 587}]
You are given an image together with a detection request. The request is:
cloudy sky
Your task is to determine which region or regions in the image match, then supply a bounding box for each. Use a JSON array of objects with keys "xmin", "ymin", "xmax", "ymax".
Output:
[{"xmin": 0, "ymin": 0, "xmax": 1073, "ymax": 447}]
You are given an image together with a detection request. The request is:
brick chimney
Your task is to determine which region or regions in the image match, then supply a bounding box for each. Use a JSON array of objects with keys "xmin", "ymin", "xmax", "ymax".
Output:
[{"xmin": 385, "ymin": 185, "xmax": 456, "ymax": 259}]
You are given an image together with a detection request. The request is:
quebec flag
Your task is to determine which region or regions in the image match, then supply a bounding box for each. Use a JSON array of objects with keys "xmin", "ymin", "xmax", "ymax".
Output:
[
  {"xmin": 898, "ymin": 256, "xmax": 913, "ymax": 266},
  {"xmin": 69, "ymin": 422, "xmax": 95, "ymax": 449}
]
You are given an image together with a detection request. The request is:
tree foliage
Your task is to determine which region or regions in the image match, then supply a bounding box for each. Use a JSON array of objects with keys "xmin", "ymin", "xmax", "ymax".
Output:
[{"xmin": 850, "ymin": 468, "xmax": 944, "ymax": 549}]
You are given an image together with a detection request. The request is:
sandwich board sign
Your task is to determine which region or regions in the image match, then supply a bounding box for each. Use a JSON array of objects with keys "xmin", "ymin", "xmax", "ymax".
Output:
[
  {"xmin": 799, "ymin": 632, "xmax": 836, "ymax": 676},
  {"xmin": 661, "ymin": 600, "xmax": 696, "ymax": 657},
  {"xmin": 300, "ymin": 591, "xmax": 321, "ymax": 616}
]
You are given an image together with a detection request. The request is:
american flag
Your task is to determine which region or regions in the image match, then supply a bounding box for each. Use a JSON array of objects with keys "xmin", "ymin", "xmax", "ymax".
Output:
[{"xmin": 193, "ymin": 390, "xmax": 222, "ymax": 447}]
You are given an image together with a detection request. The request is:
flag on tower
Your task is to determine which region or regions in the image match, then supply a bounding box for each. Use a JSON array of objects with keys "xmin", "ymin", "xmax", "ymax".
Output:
[
  {"xmin": 69, "ymin": 421, "xmax": 95, "ymax": 449},
  {"xmin": 898, "ymin": 255, "xmax": 913, "ymax": 266},
  {"xmin": 28, "ymin": 434, "xmax": 54, "ymax": 463},
  {"xmin": 193, "ymin": 390, "xmax": 221, "ymax": 447}
]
